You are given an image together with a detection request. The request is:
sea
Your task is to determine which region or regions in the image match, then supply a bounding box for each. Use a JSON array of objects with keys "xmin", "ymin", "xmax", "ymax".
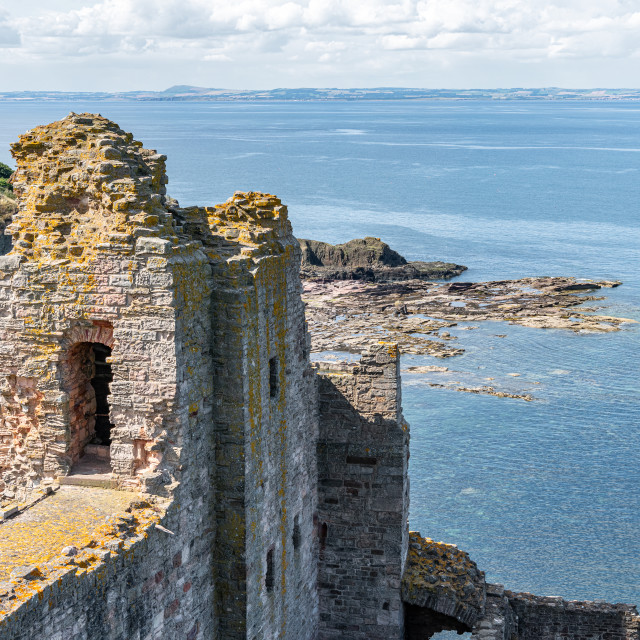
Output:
[{"xmin": 0, "ymin": 99, "xmax": 638, "ymax": 616}]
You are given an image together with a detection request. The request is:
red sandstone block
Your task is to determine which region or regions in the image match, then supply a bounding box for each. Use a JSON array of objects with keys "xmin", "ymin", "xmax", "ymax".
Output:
[{"xmin": 164, "ymin": 598, "xmax": 179, "ymax": 619}]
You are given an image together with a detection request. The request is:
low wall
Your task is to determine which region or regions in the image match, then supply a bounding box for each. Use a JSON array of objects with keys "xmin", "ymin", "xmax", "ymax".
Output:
[
  {"xmin": 0, "ymin": 498, "xmax": 215, "ymax": 640},
  {"xmin": 469, "ymin": 585, "xmax": 640, "ymax": 640},
  {"xmin": 507, "ymin": 590, "xmax": 640, "ymax": 640}
]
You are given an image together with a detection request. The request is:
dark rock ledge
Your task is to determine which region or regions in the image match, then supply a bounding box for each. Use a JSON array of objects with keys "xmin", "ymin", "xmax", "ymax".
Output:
[{"xmin": 299, "ymin": 237, "xmax": 467, "ymax": 282}]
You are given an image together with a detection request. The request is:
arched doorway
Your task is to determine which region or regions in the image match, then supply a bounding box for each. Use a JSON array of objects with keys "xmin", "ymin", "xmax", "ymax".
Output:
[{"xmin": 65, "ymin": 341, "xmax": 115, "ymax": 466}]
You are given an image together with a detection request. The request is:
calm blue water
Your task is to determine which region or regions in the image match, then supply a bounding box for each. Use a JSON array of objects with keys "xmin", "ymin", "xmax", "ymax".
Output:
[{"xmin": 1, "ymin": 100, "xmax": 638, "ymax": 606}]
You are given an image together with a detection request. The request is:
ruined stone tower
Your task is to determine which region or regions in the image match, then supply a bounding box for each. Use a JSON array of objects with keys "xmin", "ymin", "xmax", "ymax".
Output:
[
  {"xmin": 0, "ymin": 114, "xmax": 325, "ymax": 639},
  {"xmin": 2, "ymin": 114, "xmax": 636, "ymax": 640},
  {"xmin": 0, "ymin": 113, "xmax": 412, "ymax": 640}
]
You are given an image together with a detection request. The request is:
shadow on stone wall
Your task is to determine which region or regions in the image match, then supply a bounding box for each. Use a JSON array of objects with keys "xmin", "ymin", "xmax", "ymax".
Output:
[
  {"xmin": 315, "ymin": 346, "xmax": 409, "ymax": 640},
  {"xmin": 404, "ymin": 605, "xmax": 471, "ymax": 639}
]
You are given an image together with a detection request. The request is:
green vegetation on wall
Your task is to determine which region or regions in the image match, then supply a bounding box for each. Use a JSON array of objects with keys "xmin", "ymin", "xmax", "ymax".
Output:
[{"xmin": 0, "ymin": 162, "xmax": 13, "ymax": 196}]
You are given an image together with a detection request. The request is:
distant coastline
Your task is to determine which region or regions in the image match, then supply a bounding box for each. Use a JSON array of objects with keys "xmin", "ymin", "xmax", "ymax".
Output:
[{"xmin": 1, "ymin": 86, "xmax": 640, "ymax": 102}]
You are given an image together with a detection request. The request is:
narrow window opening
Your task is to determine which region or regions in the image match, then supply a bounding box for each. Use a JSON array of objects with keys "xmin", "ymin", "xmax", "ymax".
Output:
[
  {"xmin": 269, "ymin": 357, "xmax": 278, "ymax": 398},
  {"xmin": 292, "ymin": 515, "xmax": 301, "ymax": 551},
  {"xmin": 265, "ymin": 548, "xmax": 274, "ymax": 592},
  {"xmin": 319, "ymin": 522, "xmax": 328, "ymax": 550},
  {"xmin": 346, "ymin": 455, "xmax": 377, "ymax": 466},
  {"xmin": 90, "ymin": 343, "xmax": 114, "ymax": 445}
]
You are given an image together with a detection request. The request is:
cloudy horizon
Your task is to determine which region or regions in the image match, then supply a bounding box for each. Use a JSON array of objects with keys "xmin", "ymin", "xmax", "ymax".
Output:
[{"xmin": 2, "ymin": 0, "xmax": 639, "ymax": 91}]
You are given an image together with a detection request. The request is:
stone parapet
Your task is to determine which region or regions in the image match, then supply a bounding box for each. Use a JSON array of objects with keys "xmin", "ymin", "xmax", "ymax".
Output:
[
  {"xmin": 500, "ymin": 590, "xmax": 640, "ymax": 640},
  {"xmin": 0, "ymin": 495, "xmax": 214, "ymax": 640},
  {"xmin": 315, "ymin": 344, "xmax": 410, "ymax": 640}
]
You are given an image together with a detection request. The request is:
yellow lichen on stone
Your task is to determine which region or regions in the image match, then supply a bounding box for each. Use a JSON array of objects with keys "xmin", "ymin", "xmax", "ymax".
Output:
[
  {"xmin": 0, "ymin": 486, "xmax": 160, "ymax": 616},
  {"xmin": 402, "ymin": 531, "xmax": 485, "ymax": 625},
  {"xmin": 8, "ymin": 113, "xmax": 175, "ymax": 265}
]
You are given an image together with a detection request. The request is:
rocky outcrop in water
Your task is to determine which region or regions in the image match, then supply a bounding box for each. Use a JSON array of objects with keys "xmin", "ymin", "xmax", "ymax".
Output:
[
  {"xmin": 303, "ymin": 275, "xmax": 632, "ymax": 400},
  {"xmin": 299, "ymin": 236, "xmax": 467, "ymax": 281}
]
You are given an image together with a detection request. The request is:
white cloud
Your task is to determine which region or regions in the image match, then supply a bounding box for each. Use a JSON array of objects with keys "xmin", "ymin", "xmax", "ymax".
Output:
[
  {"xmin": 381, "ymin": 35, "xmax": 425, "ymax": 51},
  {"xmin": 1, "ymin": 0, "xmax": 639, "ymax": 88},
  {"xmin": 0, "ymin": 9, "xmax": 20, "ymax": 46}
]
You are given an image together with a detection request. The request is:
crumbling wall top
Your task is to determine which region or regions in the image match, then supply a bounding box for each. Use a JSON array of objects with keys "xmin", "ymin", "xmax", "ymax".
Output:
[
  {"xmin": 177, "ymin": 191, "xmax": 295, "ymax": 266},
  {"xmin": 7, "ymin": 112, "xmax": 175, "ymax": 263},
  {"xmin": 402, "ymin": 531, "xmax": 486, "ymax": 628}
]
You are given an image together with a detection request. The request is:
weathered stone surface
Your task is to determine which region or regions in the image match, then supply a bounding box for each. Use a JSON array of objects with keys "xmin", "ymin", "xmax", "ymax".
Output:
[
  {"xmin": 0, "ymin": 115, "xmax": 320, "ymax": 640},
  {"xmin": 470, "ymin": 588, "xmax": 640, "ymax": 640},
  {"xmin": 402, "ymin": 532, "xmax": 486, "ymax": 629},
  {"xmin": 315, "ymin": 344, "xmax": 410, "ymax": 640},
  {"xmin": 174, "ymin": 191, "xmax": 320, "ymax": 640}
]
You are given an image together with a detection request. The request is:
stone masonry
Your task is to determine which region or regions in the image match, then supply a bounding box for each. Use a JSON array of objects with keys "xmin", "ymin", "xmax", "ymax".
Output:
[
  {"xmin": 0, "ymin": 113, "xmax": 217, "ymax": 639},
  {"xmin": 403, "ymin": 531, "xmax": 486, "ymax": 637},
  {"xmin": 315, "ymin": 344, "xmax": 410, "ymax": 640},
  {"xmin": 0, "ymin": 113, "xmax": 637, "ymax": 640},
  {"xmin": 401, "ymin": 535, "xmax": 640, "ymax": 640},
  {"xmin": 471, "ymin": 586, "xmax": 640, "ymax": 640},
  {"xmin": 0, "ymin": 114, "xmax": 324, "ymax": 640},
  {"xmin": 174, "ymin": 194, "xmax": 320, "ymax": 639}
]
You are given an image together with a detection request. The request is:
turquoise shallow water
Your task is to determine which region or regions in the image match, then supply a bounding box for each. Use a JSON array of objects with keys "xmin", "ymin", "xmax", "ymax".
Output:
[{"xmin": 1, "ymin": 99, "xmax": 638, "ymax": 606}]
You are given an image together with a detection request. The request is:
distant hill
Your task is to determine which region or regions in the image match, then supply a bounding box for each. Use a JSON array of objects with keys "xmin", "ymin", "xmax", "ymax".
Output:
[
  {"xmin": 0, "ymin": 87, "xmax": 638, "ymax": 102},
  {"xmin": 161, "ymin": 85, "xmax": 220, "ymax": 95}
]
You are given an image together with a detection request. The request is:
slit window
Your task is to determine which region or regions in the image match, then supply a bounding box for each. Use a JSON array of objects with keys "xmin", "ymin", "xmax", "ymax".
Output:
[
  {"xmin": 265, "ymin": 548, "xmax": 274, "ymax": 592},
  {"xmin": 346, "ymin": 455, "xmax": 377, "ymax": 466},
  {"xmin": 269, "ymin": 357, "xmax": 278, "ymax": 398},
  {"xmin": 292, "ymin": 515, "xmax": 301, "ymax": 551},
  {"xmin": 319, "ymin": 522, "xmax": 328, "ymax": 550}
]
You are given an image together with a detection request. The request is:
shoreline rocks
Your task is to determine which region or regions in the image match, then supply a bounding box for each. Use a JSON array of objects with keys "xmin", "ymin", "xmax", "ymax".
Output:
[
  {"xmin": 303, "ymin": 273, "xmax": 633, "ymax": 399},
  {"xmin": 303, "ymin": 276, "xmax": 632, "ymax": 358}
]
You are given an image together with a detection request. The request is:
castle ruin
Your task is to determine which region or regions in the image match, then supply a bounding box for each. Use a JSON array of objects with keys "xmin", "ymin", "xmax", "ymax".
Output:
[{"xmin": 0, "ymin": 114, "xmax": 637, "ymax": 640}]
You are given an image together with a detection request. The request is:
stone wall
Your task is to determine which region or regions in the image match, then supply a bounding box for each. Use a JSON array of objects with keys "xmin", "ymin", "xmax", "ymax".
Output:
[
  {"xmin": 0, "ymin": 115, "xmax": 321, "ymax": 639},
  {"xmin": 470, "ymin": 584, "xmax": 517, "ymax": 640},
  {"xmin": 178, "ymin": 193, "xmax": 319, "ymax": 640},
  {"xmin": 0, "ymin": 115, "xmax": 324, "ymax": 640},
  {"xmin": 0, "ymin": 499, "xmax": 217, "ymax": 640},
  {"xmin": 0, "ymin": 113, "xmax": 214, "ymax": 504},
  {"xmin": 0, "ymin": 113, "xmax": 218, "ymax": 639},
  {"xmin": 404, "ymin": 565, "xmax": 640, "ymax": 640},
  {"xmin": 501, "ymin": 590, "xmax": 640, "ymax": 640},
  {"xmin": 315, "ymin": 344, "xmax": 410, "ymax": 640}
]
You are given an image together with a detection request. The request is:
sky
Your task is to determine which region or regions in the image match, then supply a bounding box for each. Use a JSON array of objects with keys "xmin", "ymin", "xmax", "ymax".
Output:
[{"xmin": 1, "ymin": 0, "xmax": 639, "ymax": 91}]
